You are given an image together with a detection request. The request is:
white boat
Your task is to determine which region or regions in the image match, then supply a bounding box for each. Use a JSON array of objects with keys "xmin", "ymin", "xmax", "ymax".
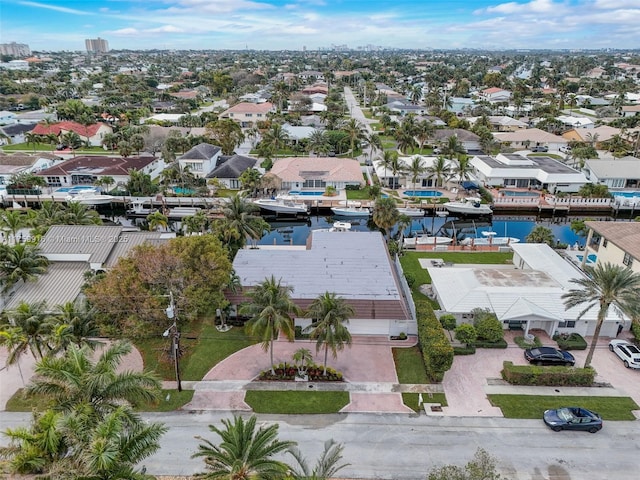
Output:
[
  {"xmin": 397, "ymin": 206, "xmax": 425, "ymax": 217},
  {"xmin": 404, "ymin": 235, "xmax": 453, "ymax": 248},
  {"xmin": 443, "ymin": 197, "xmax": 493, "ymax": 215},
  {"xmin": 66, "ymin": 190, "xmax": 114, "ymax": 205},
  {"xmin": 329, "ymin": 221, "xmax": 352, "ymax": 232},
  {"xmin": 460, "ymin": 233, "xmax": 520, "ymax": 246},
  {"xmin": 253, "ymin": 198, "xmax": 309, "ymax": 215},
  {"xmin": 167, "ymin": 207, "xmax": 201, "ymax": 219},
  {"xmin": 331, "ymin": 206, "xmax": 371, "ymax": 217},
  {"xmin": 435, "ymin": 209, "xmax": 449, "ymax": 217}
]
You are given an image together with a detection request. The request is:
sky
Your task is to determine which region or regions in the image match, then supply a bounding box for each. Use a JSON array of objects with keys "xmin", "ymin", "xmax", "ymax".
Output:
[{"xmin": 1, "ymin": 0, "xmax": 639, "ymax": 52}]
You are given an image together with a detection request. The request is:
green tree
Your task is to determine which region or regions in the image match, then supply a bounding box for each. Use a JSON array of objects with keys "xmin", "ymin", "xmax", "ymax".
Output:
[
  {"xmin": 563, "ymin": 263, "xmax": 640, "ymax": 368},
  {"xmin": 472, "ymin": 308, "xmax": 503, "ymax": 343},
  {"xmin": 308, "ymin": 130, "xmax": 331, "ymax": 157},
  {"xmin": 0, "ymin": 209, "xmax": 26, "ymax": 244},
  {"xmin": 452, "ymin": 156, "xmax": 473, "ymax": 192},
  {"xmin": 427, "ymin": 447, "xmax": 501, "ymax": 480},
  {"xmin": 340, "ymin": 118, "xmax": 367, "ymax": 154},
  {"xmin": 372, "ymin": 197, "xmax": 399, "ymax": 239},
  {"xmin": 238, "ymin": 168, "xmax": 262, "ymax": 196},
  {"xmin": 261, "ymin": 122, "xmax": 289, "ymax": 159},
  {"xmin": 240, "ymin": 276, "xmax": 301, "ymax": 373},
  {"xmin": 305, "ymin": 292, "xmax": 354, "ymax": 375},
  {"xmin": 50, "ymin": 299, "xmax": 100, "ymax": 353},
  {"xmin": 222, "ymin": 194, "xmax": 268, "ymax": 250},
  {"xmin": 146, "ymin": 211, "xmax": 168, "ymax": 231},
  {"xmin": 63, "ymin": 201, "xmax": 102, "ymax": 225},
  {"xmin": 415, "ymin": 120, "xmax": 435, "ymax": 152},
  {"xmin": 378, "ymin": 150, "xmax": 397, "ymax": 187},
  {"xmin": 425, "ymin": 156, "xmax": 452, "ymax": 188},
  {"xmin": 407, "ymin": 156, "xmax": 426, "ymax": 191},
  {"xmin": 193, "ymin": 415, "xmax": 295, "ymax": 480},
  {"xmin": 454, "ymin": 323, "xmax": 477, "ymax": 348},
  {"xmin": 439, "ymin": 313, "xmax": 458, "ymax": 340},
  {"xmin": 0, "ymin": 243, "xmax": 49, "ymax": 293},
  {"xmin": 126, "ymin": 168, "xmax": 158, "ymax": 196},
  {"xmin": 525, "ymin": 225, "xmax": 555, "ymax": 246},
  {"xmin": 442, "ymin": 135, "xmax": 466, "ymax": 160},
  {"xmin": 288, "ymin": 439, "xmax": 350, "ymax": 480},
  {"xmin": 206, "ymin": 119, "xmax": 246, "ymax": 155},
  {"xmin": 0, "ymin": 300, "xmax": 53, "ymax": 363}
]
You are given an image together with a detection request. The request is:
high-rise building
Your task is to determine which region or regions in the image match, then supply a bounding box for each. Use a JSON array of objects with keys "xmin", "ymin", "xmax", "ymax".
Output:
[
  {"xmin": 0, "ymin": 42, "xmax": 31, "ymax": 57},
  {"xmin": 85, "ymin": 37, "xmax": 109, "ymax": 54}
]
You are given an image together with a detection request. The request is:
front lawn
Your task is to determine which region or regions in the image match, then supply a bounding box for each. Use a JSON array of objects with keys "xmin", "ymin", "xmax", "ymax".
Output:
[
  {"xmin": 402, "ymin": 392, "xmax": 448, "ymax": 413},
  {"xmin": 488, "ymin": 395, "xmax": 639, "ymax": 420},
  {"xmin": 5, "ymin": 388, "xmax": 53, "ymax": 412},
  {"xmin": 393, "ymin": 347, "xmax": 430, "ymax": 384},
  {"xmin": 135, "ymin": 317, "xmax": 256, "ymax": 381},
  {"xmin": 346, "ymin": 187, "xmax": 377, "ymax": 200},
  {"xmin": 135, "ymin": 389, "xmax": 194, "ymax": 412},
  {"xmin": 244, "ymin": 391, "xmax": 349, "ymax": 414}
]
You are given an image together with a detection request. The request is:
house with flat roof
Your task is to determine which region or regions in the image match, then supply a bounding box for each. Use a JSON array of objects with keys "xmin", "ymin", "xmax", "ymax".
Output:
[
  {"xmin": 228, "ymin": 230, "xmax": 414, "ymax": 336},
  {"xmin": 582, "ymin": 221, "xmax": 640, "ymax": 274},
  {"xmin": 583, "ymin": 158, "xmax": 640, "ymax": 189},
  {"xmin": 471, "ymin": 153, "xmax": 587, "ymax": 193},
  {"xmin": 428, "ymin": 243, "xmax": 631, "ymax": 338},
  {"xmin": 269, "ymin": 157, "xmax": 363, "ymax": 191}
]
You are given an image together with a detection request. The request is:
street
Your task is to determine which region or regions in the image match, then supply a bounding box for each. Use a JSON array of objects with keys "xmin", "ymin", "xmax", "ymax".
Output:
[{"xmin": 1, "ymin": 411, "xmax": 636, "ymax": 479}]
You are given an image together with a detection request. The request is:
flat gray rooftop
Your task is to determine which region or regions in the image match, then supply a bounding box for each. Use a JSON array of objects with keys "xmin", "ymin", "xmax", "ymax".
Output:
[{"xmin": 478, "ymin": 154, "xmax": 577, "ymax": 174}]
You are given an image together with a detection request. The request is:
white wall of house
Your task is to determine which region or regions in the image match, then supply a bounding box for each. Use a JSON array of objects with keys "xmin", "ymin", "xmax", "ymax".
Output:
[{"xmin": 178, "ymin": 152, "xmax": 221, "ymax": 178}]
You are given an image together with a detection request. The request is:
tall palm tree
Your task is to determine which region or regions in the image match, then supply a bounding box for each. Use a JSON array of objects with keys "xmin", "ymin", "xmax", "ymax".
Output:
[
  {"xmin": 63, "ymin": 201, "xmax": 101, "ymax": 225},
  {"xmin": 288, "ymin": 439, "xmax": 350, "ymax": 480},
  {"xmin": 0, "ymin": 209, "xmax": 26, "ymax": 244},
  {"xmin": 305, "ymin": 292, "xmax": 354, "ymax": 375},
  {"xmin": 192, "ymin": 415, "xmax": 295, "ymax": 480},
  {"xmin": 525, "ymin": 225, "xmax": 555, "ymax": 246},
  {"xmin": 308, "ymin": 130, "xmax": 330, "ymax": 157},
  {"xmin": 372, "ymin": 197, "xmax": 399, "ymax": 239},
  {"xmin": 240, "ymin": 275, "xmax": 301, "ymax": 373},
  {"xmin": 223, "ymin": 194, "xmax": 267, "ymax": 249},
  {"xmin": 1, "ymin": 301, "xmax": 53, "ymax": 363},
  {"xmin": 563, "ymin": 263, "xmax": 640, "ymax": 368},
  {"xmin": 452, "ymin": 156, "xmax": 473, "ymax": 192},
  {"xmin": 442, "ymin": 135, "xmax": 466, "ymax": 160},
  {"xmin": 425, "ymin": 156, "xmax": 452, "ymax": 188},
  {"xmin": 26, "ymin": 341, "xmax": 161, "ymax": 415},
  {"xmin": 364, "ymin": 131, "xmax": 383, "ymax": 160},
  {"xmin": 261, "ymin": 123, "xmax": 289, "ymax": 159},
  {"xmin": 415, "ymin": 120, "xmax": 434, "ymax": 152},
  {"xmin": 50, "ymin": 299, "xmax": 100, "ymax": 353},
  {"xmin": 340, "ymin": 118, "xmax": 367, "ymax": 154},
  {"xmin": 378, "ymin": 150, "xmax": 396, "ymax": 188},
  {"xmin": 0, "ymin": 243, "xmax": 49, "ymax": 293},
  {"xmin": 389, "ymin": 154, "xmax": 407, "ymax": 189},
  {"xmin": 407, "ymin": 156, "xmax": 426, "ymax": 191},
  {"xmin": 394, "ymin": 121, "xmax": 417, "ymax": 154},
  {"xmin": 146, "ymin": 211, "xmax": 169, "ymax": 231}
]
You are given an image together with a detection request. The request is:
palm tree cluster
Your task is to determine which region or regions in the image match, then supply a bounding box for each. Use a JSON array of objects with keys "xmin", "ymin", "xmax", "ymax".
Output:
[{"xmin": 193, "ymin": 415, "xmax": 349, "ymax": 480}]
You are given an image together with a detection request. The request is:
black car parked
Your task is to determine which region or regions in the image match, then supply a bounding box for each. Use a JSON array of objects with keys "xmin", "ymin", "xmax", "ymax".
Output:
[
  {"xmin": 524, "ymin": 346, "xmax": 575, "ymax": 366},
  {"xmin": 543, "ymin": 407, "xmax": 602, "ymax": 433}
]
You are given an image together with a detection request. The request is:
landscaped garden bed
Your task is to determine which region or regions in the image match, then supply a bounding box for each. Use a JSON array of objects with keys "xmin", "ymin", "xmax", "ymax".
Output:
[
  {"xmin": 501, "ymin": 361, "xmax": 595, "ymax": 386},
  {"xmin": 258, "ymin": 363, "xmax": 343, "ymax": 381},
  {"xmin": 553, "ymin": 332, "xmax": 588, "ymax": 350}
]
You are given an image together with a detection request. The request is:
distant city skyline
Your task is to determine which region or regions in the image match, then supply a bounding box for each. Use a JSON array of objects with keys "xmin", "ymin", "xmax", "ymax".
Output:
[{"xmin": 2, "ymin": 0, "xmax": 639, "ymax": 52}]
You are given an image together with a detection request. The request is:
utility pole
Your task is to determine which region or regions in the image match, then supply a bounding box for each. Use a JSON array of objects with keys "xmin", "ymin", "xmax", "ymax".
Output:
[{"xmin": 164, "ymin": 291, "xmax": 182, "ymax": 392}]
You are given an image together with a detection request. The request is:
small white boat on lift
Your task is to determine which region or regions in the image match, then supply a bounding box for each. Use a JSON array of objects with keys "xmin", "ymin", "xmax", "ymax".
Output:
[
  {"xmin": 460, "ymin": 231, "xmax": 520, "ymax": 246},
  {"xmin": 443, "ymin": 197, "xmax": 493, "ymax": 216},
  {"xmin": 329, "ymin": 221, "xmax": 352, "ymax": 232},
  {"xmin": 66, "ymin": 190, "xmax": 114, "ymax": 206},
  {"xmin": 253, "ymin": 197, "xmax": 309, "ymax": 215},
  {"xmin": 403, "ymin": 235, "xmax": 453, "ymax": 248},
  {"xmin": 331, "ymin": 206, "xmax": 371, "ymax": 217},
  {"xmin": 397, "ymin": 206, "xmax": 425, "ymax": 217}
]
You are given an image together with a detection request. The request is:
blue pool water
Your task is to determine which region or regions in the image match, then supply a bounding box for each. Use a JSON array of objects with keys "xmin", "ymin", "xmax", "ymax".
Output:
[
  {"xmin": 403, "ymin": 190, "xmax": 443, "ymax": 198},
  {"xmin": 501, "ymin": 190, "xmax": 540, "ymax": 197},
  {"xmin": 56, "ymin": 186, "xmax": 96, "ymax": 193},
  {"xmin": 288, "ymin": 191, "xmax": 326, "ymax": 196},
  {"xmin": 173, "ymin": 187, "xmax": 196, "ymax": 194},
  {"xmin": 576, "ymin": 254, "xmax": 598, "ymax": 263},
  {"xmin": 612, "ymin": 191, "xmax": 640, "ymax": 198}
]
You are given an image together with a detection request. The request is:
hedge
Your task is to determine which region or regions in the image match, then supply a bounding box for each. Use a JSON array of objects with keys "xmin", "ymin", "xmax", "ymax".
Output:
[
  {"xmin": 474, "ymin": 339, "xmax": 508, "ymax": 349},
  {"xmin": 416, "ymin": 300, "xmax": 454, "ymax": 382},
  {"xmin": 453, "ymin": 346, "xmax": 476, "ymax": 355},
  {"xmin": 553, "ymin": 333, "xmax": 588, "ymax": 350},
  {"xmin": 501, "ymin": 361, "xmax": 595, "ymax": 386},
  {"xmin": 632, "ymin": 322, "xmax": 640, "ymax": 343}
]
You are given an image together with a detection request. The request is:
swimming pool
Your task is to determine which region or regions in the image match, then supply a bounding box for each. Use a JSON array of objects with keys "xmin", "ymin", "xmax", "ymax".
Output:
[
  {"xmin": 576, "ymin": 253, "xmax": 597, "ymax": 263},
  {"xmin": 173, "ymin": 187, "xmax": 196, "ymax": 194},
  {"xmin": 288, "ymin": 191, "xmax": 326, "ymax": 196},
  {"xmin": 612, "ymin": 191, "xmax": 640, "ymax": 198},
  {"xmin": 56, "ymin": 186, "xmax": 97, "ymax": 193},
  {"xmin": 403, "ymin": 190, "xmax": 443, "ymax": 198},
  {"xmin": 501, "ymin": 190, "xmax": 540, "ymax": 197}
]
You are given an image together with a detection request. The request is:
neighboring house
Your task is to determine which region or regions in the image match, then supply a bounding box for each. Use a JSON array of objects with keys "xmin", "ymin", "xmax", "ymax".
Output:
[
  {"xmin": 298, "ymin": 70, "xmax": 324, "ymax": 82},
  {"xmin": 32, "ymin": 121, "xmax": 113, "ymax": 147},
  {"xmin": 35, "ymin": 155, "xmax": 160, "ymax": 188},
  {"xmin": 2, "ymin": 225, "xmax": 172, "ymax": 312},
  {"xmin": 0, "ymin": 153, "xmax": 59, "ymax": 185},
  {"xmin": 269, "ymin": 157, "xmax": 363, "ymax": 191},
  {"xmin": 582, "ymin": 221, "xmax": 640, "ymax": 274},
  {"xmin": 0, "ymin": 111, "xmax": 17, "ymax": 125},
  {"xmin": 387, "ymin": 101, "xmax": 429, "ymax": 116},
  {"xmin": 493, "ymin": 128, "xmax": 568, "ymax": 151},
  {"xmin": 622, "ymin": 105, "xmax": 640, "ymax": 117},
  {"xmin": 146, "ymin": 113, "xmax": 185, "ymax": 124},
  {"xmin": 431, "ymin": 129, "xmax": 481, "ymax": 152},
  {"xmin": 177, "ymin": 143, "xmax": 222, "ymax": 178},
  {"xmin": 228, "ymin": 230, "xmax": 414, "ymax": 336},
  {"xmin": 583, "ymin": 158, "xmax": 640, "ymax": 189},
  {"xmin": 471, "ymin": 153, "xmax": 587, "ymax": 193},
  {"xmin": 374, "ymin": 155, "xmax": 458, "ymax": 189},
  {"xmin": 428, "ymin": 243, "xmax": 630, "ymax": 338},
  {"xmin": 219, "ymin": 102, "xmax": 274, "ymax": 127},
  {"xmin": 239, "ymin": 91, "xmax": 271, "ymax": 103},
  {"xmin": 557, "ymin": 115, "xmax": 594, "ymax": 129},
  {"xmin": 562, "ymin": 125, "xmax": 621, "ymax": 146},
  {"xmin": 0, "ymin": 123, "xmax": 36, "ymax": 145},
  {"xmin": 301, "ymin": 84, "xmax": 329, "ymax": 95},
  {"xmin": 282, "ymin": 124, "xmax": 318, "ymax": 142},
  {"xmin": 468, "ymin": 115, "xmax": 527, "ymax": 132},
  {"xmin": 478, "ymin": 87, "xmax": 512, "ymax": 103},
  {"xmin": 206, "ymin": 154, "xmax": 258, "ymax": 189}
]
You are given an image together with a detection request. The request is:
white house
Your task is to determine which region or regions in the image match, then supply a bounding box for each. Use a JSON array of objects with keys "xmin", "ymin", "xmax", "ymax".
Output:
[
  {"xmin": 471, "ymin": 153, "xmax": 587, "ymax": 193},
  {"xmin": 0, "ymin": 153, "xmax": 59, "ymax": 186},
  {"xmin": 493, "ymin": 128, "xmax": 568, "ymax": 151},
  {"xmin": 428, "ymin": 243, "xmax": 630, "ymax": 338},
  {"xmin": 478, "ymin": 87, "xmax": 512, "ymax": 103},
  {"xmin": 0, "ymin": 111, "xmax": 17, "ymax": 125},
  {"xmin": 583, "ymin": 158, "xmax": 640, "ymax": 190},
  {"xmin": 177, "ymin": 143, "xmax": 222, "ymax": 178},
  {"xmin": 220, "ymin": 102, "xmax": 275, "ymax": 128},
  {"xmin": 557, "ymin": 115, "xmax": 594, "ymax": 129}
]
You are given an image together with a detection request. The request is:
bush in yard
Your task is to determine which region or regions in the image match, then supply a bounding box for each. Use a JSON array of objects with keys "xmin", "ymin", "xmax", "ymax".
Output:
[
  {"xmin": 473, "ymin": 308, "xmax": 503, "ymax": 343},
  {"xmin": 632, "ymin": 321, "xmax": 640, "ymax": 344},
  {"xmin": 439, "ymin": 314, "xmax": 457, "ymax": 339},
  {"xmin": 553, "ymin": 332, "xmax": 588, "ymax": 351},
  {"xmin": 501, "ymin": 361, "xmax": 595, "ymax": 386},
  {"xmin": 416, "ymin": 300, "xmax": 454, "ymax": 382},
  {"xmin": 454, "ymin": 323, "xmax": 477, "ymax": 347}
]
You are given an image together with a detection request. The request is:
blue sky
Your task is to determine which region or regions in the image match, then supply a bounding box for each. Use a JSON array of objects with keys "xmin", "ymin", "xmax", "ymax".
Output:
[{"xmin": 2, "ymin": 0, "xmax": 639, "ymax": 51}]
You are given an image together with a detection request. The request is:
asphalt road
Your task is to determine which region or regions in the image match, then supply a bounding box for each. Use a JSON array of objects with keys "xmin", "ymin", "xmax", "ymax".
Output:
[{"xmin": 1, "ymin": 412, "xmax": 636, "ymax": 479}]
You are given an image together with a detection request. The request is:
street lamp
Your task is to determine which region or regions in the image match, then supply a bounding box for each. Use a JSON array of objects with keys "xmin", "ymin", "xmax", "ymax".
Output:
[{"xmin": 163, "ymin": 291, "xmax": 182, "ymax": 392}]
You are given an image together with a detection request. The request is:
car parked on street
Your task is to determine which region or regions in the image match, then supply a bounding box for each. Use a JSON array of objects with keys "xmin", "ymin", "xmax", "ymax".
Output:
[
  {"xmin": 609, "ymin": 339, "xmax": 640, "ymax": 369},
  {"xmin": 524, "ymin": 346, "xmax": 575, "ymax": 366},
  {"xmin": 543, "ymin": 407, "xmax": 602, "ymax": 433}
]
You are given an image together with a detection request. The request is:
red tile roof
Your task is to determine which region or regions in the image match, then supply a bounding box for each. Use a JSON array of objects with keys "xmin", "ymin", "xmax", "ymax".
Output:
[{"xmin": 32, "ymin": 121, "xmax": 107, "ymax": 138}]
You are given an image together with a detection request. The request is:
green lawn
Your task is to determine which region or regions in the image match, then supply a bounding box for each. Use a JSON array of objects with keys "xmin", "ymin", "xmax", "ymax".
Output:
[
  {"xmin": 135, "ymin": 389, "xmax": 194, "ymax": 412},
  {"xmin": 2, "ymin": 144, "xmax": 106, "ymax": 154},
  {"xmin": 393, "ymin": 347, "xmax": 430, "ymax": 384},
  {"xmin": 488, "ymin": 395, "xmax": 639, "ymax": 420},
  {"xmin": 244, "ymin": 391, "xmax": 349, "ymax": 414},
  {"xmin": 402, "ymin": 393, "xmax": 448, "ymax": 412},
  {"xmin": 135, "ymin": 318, "xmax": 256, "ymax": 381},
  {"xmin": 346, "ymin": 187, "xmax": 377, "ymax": 200},
  {"xmin": 5, "ymin": 388, "xmax": 53, "ymax": 412}
]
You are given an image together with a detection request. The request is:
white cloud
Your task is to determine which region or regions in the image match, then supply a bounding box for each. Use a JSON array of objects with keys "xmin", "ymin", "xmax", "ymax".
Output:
[
  {"xmin": 147, "ymin": 25, "xmax": 185, "ymax": 33},
  {"xmin": 18, "ymin": 0, "xmax": 92, "ymax": 15},
  {"xmin": 482, "ymin": 0, "xmax": 561, "ymax": 15}
]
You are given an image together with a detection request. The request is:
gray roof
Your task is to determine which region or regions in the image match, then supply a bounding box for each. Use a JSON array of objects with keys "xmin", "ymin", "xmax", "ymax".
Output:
[
  {"xmin": 476, "ymin": 154, "xmax": 578, "ymax": 174},
  {"xmin": 432, "ymin": 128, "xmax": 480, "ymax": 142},
  {"xmin": 585, "ymin": 159, "xmax": 640, "ymax": 179},
  {"xmin": 207, "ymin": 154, "xmax": 256, "ymax": 179},
  {"xmin": 104, "ymin": 231, "xmax": 164, "ymax": 268},
  {"xmin": 178, "ymin": 143, "xmax": 221, "ymax": 161},
  {"xmin": 1, "ymin": 123, "xmax": 35, "ymax": 136},
  {"xmin": 4, "ymin": 262, "xmax": 88, "ymax": 311},
  {"xmin": 40, "ymin": 225, "xmax": 124, "ymax": 264}
]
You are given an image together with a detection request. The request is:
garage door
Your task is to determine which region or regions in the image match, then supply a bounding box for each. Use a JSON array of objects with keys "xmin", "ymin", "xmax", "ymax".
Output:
[{"xmin": 347, "ymin": 319, "xmax": 391, "ymax": 336}]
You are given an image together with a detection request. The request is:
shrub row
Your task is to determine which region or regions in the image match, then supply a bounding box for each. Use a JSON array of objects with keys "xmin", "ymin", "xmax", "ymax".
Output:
[
  {"xmin": 631, "ymin": 322, "xmax": 640, "ymax": 343},
  {"xmin": 474, "ymin": 339, "xmax": 508, "ymax": 349},
  {"xmin": 501, "ymin": 361, "xmax": 595, "ymax": 386},
  {"xmin": 416, "ymin": 300, "xmax": 454, "ymax": 382},
  {"xmin": 553, "ymin": 333, "xmax": 588, "ymax": 350},
  {"xmin": 453, "ymin": 346, "xmax": 476, "ymax": 355},
  {"xmin": 258, "ymin": 363, "xmax": 343, "ymax": 382}
]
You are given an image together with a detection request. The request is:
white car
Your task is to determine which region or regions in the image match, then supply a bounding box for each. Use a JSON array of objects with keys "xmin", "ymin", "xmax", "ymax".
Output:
[
  {"xmin": 609, "ymin": 339, "xmax": 640, "ymax": 369},
  {"xmin": 559, "ymin": 146, "xmax": 572, "ymax": 154}
]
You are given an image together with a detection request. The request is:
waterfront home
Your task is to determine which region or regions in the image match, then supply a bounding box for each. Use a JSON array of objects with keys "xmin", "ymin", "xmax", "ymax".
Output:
[
  {"xmin": 428, "ymin": 243, "xmax": 630, "ymax": 338},
  {"xmin": 470, "ymin": 153, "xmax": 587, "ymax": 193},
  {"xmin": 228, "ymin": 230, "xmax": 415, "ymax": 336},
  {"xmin": 373, "ymin": 155, "xmax": 458, "ymax": 189},
  {"xmin": 269, "ymin": 157, "xmax": 363, "ymax": 191},
  {"xmin": 581, "ymin": 221, "xmax": 640, "ymax": 274},
  {"xmin": 177, "ymin": 143, "xmax": 221, "ymax": 178},
  {"xmin": 0, "ymin": 153, "xmax": 59, "ymax": 186},
  {"xmin": 492, "ymin": 128, "xmax": 567, "ymax": 151},
  {"xmin": 583, "ymin": 157, "xmax": 640, "ymax": 189},
  {"xmin": 206, "ymin": 154, "xmax": 258, "ymax": 189}
]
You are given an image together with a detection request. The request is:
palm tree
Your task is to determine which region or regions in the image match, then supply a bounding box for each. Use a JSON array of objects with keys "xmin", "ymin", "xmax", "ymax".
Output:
[
  {"xmin": 389, "ymin": 154, "xmax": 407, "ymax": 189},
  {"xmin": 407, "ymin": 156, "xmax": 426, "ymax": 191},
  {"xmin": 50, "ymin": 299, "xmax": 100, "ymax": 353},
  {"xmin": 372, "ymin": 197, "xmax": 399, "ymax": 239},
  {"xmin": 563, "ymin": 263, "xmax": 640, "ymax": 368},
  {"xmin": 394, "ymin": 121, "xmax": 417, "ymax": 154},
  {"xmin": 192, "ymin": 415, "xmax": 295, "ymax": 480},
  {"xmin": 452, "ymin": 156, "xmax": 473, "ymax": 192},
  {"xmin": 288, "ymin": 439, "xmax": 350, "ymax": 480},
  {"xmin": 364, "ymin": 131, "xmax": 383, "ymax": 160},
  {"xmin": 24, "ymin": 132, "xmax": 41, "ymax": 152},
  {"xmin": 26, "ymin": 341, "xmax": 161, "ymax": 414},
  {"xmin": 292, "ymin": 347, "xmax": 313, "ymax": 378},
  {"xmin": 240, "ymin": 276, "xmax": 301, "ymax": 373},
  {"xmin": 340, "ymin": 118, "xmax": 367, "ymax": 154},
  {"xmin": 261, "ymin": 123, "xmax": 289, "ymax": 159},
  {"xmin": 308, "ymin": 130, "xmax": 330, "ymax": 157},
  {"xmin": 425, "ymin": 156, "xmax": 452, "ymax": 188},
  {"xmin": 223, "ymin": 194, "xmax": 268, "ymax": 249},
  {"xmin": 146, "ymin": 211, "xmax": 168, "ymax": 231},
  {"xmin": 378, "ymin": 150, "xmax": 396, "ymax": 188},
  {"xmin": 0, "ymin": 209, "xmax": 25, "ymax": 244},
  {"xmin": 63, "ymin": 201, "xmax": 101, "ymax": 225},
  {"xmin": 1, "ymin": 301, "xmax": 54, "ymax": 363},
  {"xmin": 304, "ymin": 292, "xmax": 354, "ymax": 375},
  {"xmin": 415, "ymin": 120, "xmax": 435, "ymax": 152},
  {"xmin": 442, "ymin": 135, "xmax": 466, "ymax": 160},
  {"xmin": 0, "ymin": 243, "xmax": 49, "ymax": 293},
  {"xmin": 525, "ymin": 225, "xmax": 555, "ymax": 246}
]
